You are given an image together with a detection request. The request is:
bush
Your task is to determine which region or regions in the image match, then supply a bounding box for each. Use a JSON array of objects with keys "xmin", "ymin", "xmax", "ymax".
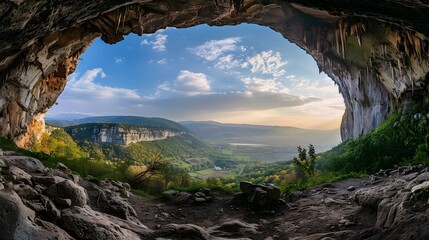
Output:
[{"xmin": 318, "ymin": 113, "xmax": 429, "ymax": 173}]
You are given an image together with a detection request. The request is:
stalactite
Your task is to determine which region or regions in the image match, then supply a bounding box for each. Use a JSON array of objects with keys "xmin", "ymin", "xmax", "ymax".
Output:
[
  {"xmin": 116, "ymin": 11, "xmax": 122, "ymax": 34},
  {"xmin": 338, "ymin": 21, "xmax": 347, "ymax": 58},
  {"xmin": 350, "ymin": 22, "xmax": 366, "ymax": 47},
  {"xmin": 335, "ymin": 29, "xmax": 340, "ymax": 55},
  {"xmin": 397, "ymin": 57, "xmax": 402, "ymax": 76}
]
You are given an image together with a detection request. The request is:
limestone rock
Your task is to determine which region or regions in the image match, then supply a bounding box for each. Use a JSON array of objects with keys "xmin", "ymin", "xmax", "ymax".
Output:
[
  {"xmin": 61, "ymin": 206, "xmax": 146, "ymax": 240},
  {"xmin": 353, "ymin": 185, "xmax": 398, "ymax": 208},
  {"xmin": 0, "ymin": 190, "xmax": 73, "ymax": 240},
  {"xmin": 162, "ymin": 189, "xmax": 178, "ymax": 199},
  {"xmin": 45, "ymin": 180, "xmax": 88, "ymax": 207},
  {"xmin": 411, "ymin": 180, "xmax": 429, "ymax": 194},
  {"xmin": 13, "ymin": 183, "xmax": 38, "ymax": 199},
  {"xmin": 171, "ymin": 191, "xmax": 192, "ymax": 205},
  {"xmin": 31, "ymin": 175, "xmax": 66, "ymax": 188},
  {"xmin": 56, "ymin": 162, "xmax": 70, "ymax": 172},
  {"xmin": 8, "ymin": 165, "xmax": 32, "ymax": 183},
  {"xmin": 207, "ymin": 219, "xmax": 259, "ymax": 236},
  {"xmin": 1, "ymin": 156, "xmax": 45, "ymax": 172},
  {"xmin": 240, "ymin": 181, "xmax": 256, "ymax": 194},
  {"xmin": 236, "ymin": 182, "xmax": 281, "ymax": 207}
]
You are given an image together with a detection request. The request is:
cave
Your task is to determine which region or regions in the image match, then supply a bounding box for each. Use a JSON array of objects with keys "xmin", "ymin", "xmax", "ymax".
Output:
[{"xmin": 1, "ymin": 0, "xmax": 429, "ymax": 149}]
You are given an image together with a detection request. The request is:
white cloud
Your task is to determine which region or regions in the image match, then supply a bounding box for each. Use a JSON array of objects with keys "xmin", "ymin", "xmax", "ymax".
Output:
[
  {"xmin": 241, "ymin": 77, "xmax": 289, "ymax": 94},
  {"xmin": 190, "ymin": 37, "xmax": 241, "ymax": 61},
  {"xmin": 246, "ymin": 50, "xmax": 287, "ymax": 77},
  {"xmin": 159, "ymin": 70, "xmax": 211, "ymax": 96},
  {"xmin": 215, "ymin": 54, "xmax": 240, "ymax": 69},
  {"xmin": 114, "ymin": 57, "xmax": 124, "ymax": 64},
  {"xmin": 67, "ymin": 68, "xmax": 140, "ymax": 100},
  {"xmin": 141, "ymin": 34, "xmax": 168, "ymax": 52},
  {"xmin": 157, "ymin": 58, "xmax": 167, "ymax": 64}
]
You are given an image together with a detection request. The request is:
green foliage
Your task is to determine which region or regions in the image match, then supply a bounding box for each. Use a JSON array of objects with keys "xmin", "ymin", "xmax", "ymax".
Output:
[
  {"xmin": 32, "ymin": 129, "xmax": 85, "ymax": 159},
  {"xmin": 318, "ymin": 113, "xmax": 429, "ymax": 173},
  {"xmin": 281, "ymin": 172, "xmax": 367, "ymax": 196},
  {"xmin": 414, "ymin": 188, "xmax": 429, "ymax": 201},
  {"xmin": 293, "ymin": 144, "xmax": 316, "ymax": 178}
]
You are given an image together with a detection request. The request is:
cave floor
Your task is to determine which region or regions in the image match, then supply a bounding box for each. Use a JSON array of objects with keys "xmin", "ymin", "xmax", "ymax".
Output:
[{"xmin": 129, "ymin": 177, "xmax": 377, "ymax": 239}]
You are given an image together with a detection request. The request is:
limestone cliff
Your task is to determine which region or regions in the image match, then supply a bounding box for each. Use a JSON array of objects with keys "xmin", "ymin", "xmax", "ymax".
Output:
[
  {"xmin": 65, "ymin": 123, "xmax": 181, "ymax": 146},
  {"xmin": 1, "ymin": 0, "xmax": 429, "ymax": 146}
]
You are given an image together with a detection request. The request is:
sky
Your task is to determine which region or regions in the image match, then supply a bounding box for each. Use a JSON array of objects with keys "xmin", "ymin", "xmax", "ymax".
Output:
[{"xmin": 48, "ymin": 24, "xmax": 345, "ymax": 130}]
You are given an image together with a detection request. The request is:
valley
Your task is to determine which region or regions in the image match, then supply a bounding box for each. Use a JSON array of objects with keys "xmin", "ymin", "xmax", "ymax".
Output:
[{"xmin": 44, "ymin": 115, "xmax": 339, "ymax": 183}]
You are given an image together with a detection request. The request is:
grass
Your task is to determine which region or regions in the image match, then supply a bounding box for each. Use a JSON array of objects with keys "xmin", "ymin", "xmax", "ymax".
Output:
[
  {"xmin": 281, "ymin": 171, "xmax": 368, "ymax": 196},
  {"xmin": 131, "ymin": 189, "xmax": 158, "ymax": 200}
]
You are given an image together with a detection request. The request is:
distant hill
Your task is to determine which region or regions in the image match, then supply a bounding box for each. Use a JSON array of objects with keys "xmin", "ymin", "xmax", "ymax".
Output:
[
  {"xmin": 46, "ymin": 116, "xmax": 190, "ymax": 133},
  {"xmin": 45, "ymin": 113, "xmax": 92, "ymax": 120},
  {"xmin": 180, "ymin": 121, "xmax": 341, "ymax": 151}
]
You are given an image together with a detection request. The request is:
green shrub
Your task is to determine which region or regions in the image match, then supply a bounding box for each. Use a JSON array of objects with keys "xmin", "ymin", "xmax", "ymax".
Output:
[{"xmin": 318, "ymin": 113, "xmax": 429, "ymax": 173}]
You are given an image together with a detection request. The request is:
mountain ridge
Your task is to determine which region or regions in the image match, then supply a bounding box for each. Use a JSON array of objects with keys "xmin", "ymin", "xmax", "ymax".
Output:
[{"xmin": 46, "ymin": 115, "xmax": 190, "ymax": 133}]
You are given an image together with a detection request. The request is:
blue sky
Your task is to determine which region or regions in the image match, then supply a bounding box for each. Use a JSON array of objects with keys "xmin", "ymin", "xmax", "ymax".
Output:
[{"xmin": 48, "ymin": 24, "xmax": 344, "ymax": 129}]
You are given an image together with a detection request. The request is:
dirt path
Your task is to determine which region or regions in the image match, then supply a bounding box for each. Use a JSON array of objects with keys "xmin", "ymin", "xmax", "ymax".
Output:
[{"xmin": 129, "ymin": 177, "xmax": 378, "ymax": 239}]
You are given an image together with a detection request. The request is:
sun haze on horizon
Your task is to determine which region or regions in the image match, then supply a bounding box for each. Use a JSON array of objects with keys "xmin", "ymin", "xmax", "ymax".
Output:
[{"xmin": 48, "ymin": 24, "xmax": 345, "ymax": 130}]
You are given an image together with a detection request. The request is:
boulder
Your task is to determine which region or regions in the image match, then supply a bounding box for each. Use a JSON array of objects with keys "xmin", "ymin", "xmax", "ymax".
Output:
[
  {"xmin": 199, "ymin": 188, "xmax": 211, "ymax": 195},
  {"xmin": 45, "ymin": 180, "xmax": 88, "ymax": 207},
  {"xmin": 0, "ymin": 158, "xmax": 6, "ymax": 168},
  {"xmin": 61, "ymin": 206, "xmax": 150, "ymax": 240},
  {"xmin": 264, "ymin": 184, "xmax": 281, "ymax": 201},
  {"xmin": 411, "ymin": 180, "xmax": 429, "ymax": 194},
  {"xmin": 248, "ymin": 187, "xmax": 267, "ymax": 207},
  {"xmin": 240, "ymin": 181, "xmax": 255, "ymax": 194},
  {"xmin": 56, "ymin": 163, "xmax": 70, "ymax": 172},
  {"xmin": 78, "ymin": 180, "xmax": 109, "ymax": 209},
  {"xmin": 237, "ymin": 182, "xmax": 281, "ymax": 207},
  {"xmin": 0, "ymin": 190, "xmax": 73, "ymax": 240},
  {"xmin": 107, "ymin": 195, "xmax": 138, "ymax": 220},
  {"xmin": 1, "ymin": 156, "xmax": 45, "ymax": 172},
  {"xmin": 32, "ymin": 175, "xmax": 66, "ymax": 188},
  {"xmin": 171, "ymin": 191, "xmax": 192, "ymax": 205},
  {"xmin": 162, "ymin": 189, "xmax": 178, "ymax": 200},
  {"xmin": 8, "ymin": 165, "xmax": 32, "ymax": 183},
  {"xmin": 13, "ymin": 183, "xmax": 38, "ymax": 199},
  {"xmin": 353, "ymin": 185, "xmax": 398, "ymax": 208}
]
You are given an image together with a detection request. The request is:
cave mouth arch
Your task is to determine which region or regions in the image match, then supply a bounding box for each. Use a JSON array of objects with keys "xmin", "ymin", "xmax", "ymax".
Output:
[
  {"xmin": 1, "ymin": 0, "xmax": 429, "ymax": 147},
  {"xmin": 47, "ymin": 23, "xmax": 345, "ymax": 134}
]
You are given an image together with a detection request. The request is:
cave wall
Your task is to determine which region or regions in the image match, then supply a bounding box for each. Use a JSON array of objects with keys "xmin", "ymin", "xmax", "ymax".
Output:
[{"xmin": 1, "ymin": 0, "xmax": 429, "ymax": 147}]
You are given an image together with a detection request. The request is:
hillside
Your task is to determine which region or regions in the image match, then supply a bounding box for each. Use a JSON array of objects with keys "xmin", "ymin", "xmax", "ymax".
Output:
[
  {"xmin": 46, "ymin": 116, "xmax": 190, "ymax": 133},
  {"xmin": 180, "ymin": 121, "xmax": 341, "ymax": 150}
]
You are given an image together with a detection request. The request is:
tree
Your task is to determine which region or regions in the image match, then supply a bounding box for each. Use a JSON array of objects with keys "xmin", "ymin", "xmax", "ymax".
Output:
[
  {"xmin": 293, "ymin": 144, "xmax": 317, "ymax": 178},
  {"xmin": 160, "ymin": 163, "xmax": 179, "ymax": 189},
  {"xmin": 131, "ymin": 151, "xmax": 165, "ymax": 188}
]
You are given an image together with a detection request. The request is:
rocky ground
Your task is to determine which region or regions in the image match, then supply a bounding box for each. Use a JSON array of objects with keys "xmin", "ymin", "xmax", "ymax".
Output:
[{"xmin": 1, "ymin": 148, "xmax": 429, "ymax": 239}]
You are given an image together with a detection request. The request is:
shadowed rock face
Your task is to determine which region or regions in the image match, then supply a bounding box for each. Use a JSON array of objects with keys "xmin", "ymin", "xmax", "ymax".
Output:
[{"xmin": 1, "ymin": 0, "xmax": 429, "ymax": 146}]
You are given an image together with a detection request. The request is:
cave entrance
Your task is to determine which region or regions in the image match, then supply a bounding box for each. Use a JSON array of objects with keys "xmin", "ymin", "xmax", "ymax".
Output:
[
  {"xmin": 47, "ymin": 24, "xmax": 345, "ymax": 133},
  {"xmin": 46, "ymin": 24, "xmax": 345, "ymax": 156}
]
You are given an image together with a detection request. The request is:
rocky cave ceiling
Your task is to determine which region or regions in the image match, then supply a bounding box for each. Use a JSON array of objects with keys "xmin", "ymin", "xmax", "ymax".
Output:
[{"xmin": 1, "ymin": 0, "xmax": 429, "ymax": 147}]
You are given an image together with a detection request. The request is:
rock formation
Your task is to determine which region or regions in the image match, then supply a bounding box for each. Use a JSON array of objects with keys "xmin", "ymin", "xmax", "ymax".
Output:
[
  {"xmin": 66, "ymin": 123, "xmax": 181, "ymax": 145},
  {"xmin": 0, "ymin": 148, "xmax": 153, "ymax": 239},
  {"xmin": 0, "ymin": 0, "xmax": 429, "ymax": 146}
]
